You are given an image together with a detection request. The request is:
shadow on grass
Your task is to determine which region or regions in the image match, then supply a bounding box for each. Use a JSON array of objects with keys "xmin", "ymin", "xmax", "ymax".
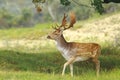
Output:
[
  {"xmin": 0, "ymin": 50, "xmax": 64, "ymax": 73},
  {"xmin": 0, "ymin": 49, "xmax": 120, "ymax": 74},
  {"xmin": 101, "ymin": 46, "xmax": 120, "ymax": 70}
]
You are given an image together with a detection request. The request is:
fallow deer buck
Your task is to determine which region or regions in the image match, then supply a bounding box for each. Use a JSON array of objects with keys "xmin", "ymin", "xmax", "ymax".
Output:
[{"xmin": 47, "ymin": 12, "xmax": 101, "ymax": 77}]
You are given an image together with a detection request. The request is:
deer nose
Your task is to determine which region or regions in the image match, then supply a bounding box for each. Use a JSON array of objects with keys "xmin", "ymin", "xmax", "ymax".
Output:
[{"xmin": 47, "ymin": 35, "xmax": 51, "ymax": 39}]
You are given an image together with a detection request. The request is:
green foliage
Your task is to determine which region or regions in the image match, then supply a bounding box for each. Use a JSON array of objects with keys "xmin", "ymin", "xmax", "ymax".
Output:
[
  {"xmin": 18, "ymin": 8, "xmax": 33, "ymax": 27},
  {"xmin": 0, "ymin": 8, "xmax": 14, "ymax": 28},
  {"xmin": 32, "ymin": 0, "xmax": 46, "ymax": 3},
  {"xmin": 0, "ymin": 7, "xmax": 33, "ymax": 29},
  {"xmin": 91, "ymin": 0, "xmax": 105, "ymax": 14},
  {"xmin": 33, "ymin": 0, "xmax": 71, "ymax": 6},
  {"xmin": 60, "ymin": 0, "xmax": 71, "ymax": 6},
  {"xmin": 102, "ymin": 0, "xmax": 120, "ymax": 3},
  {"xmin": 32, "ymin": 0, "xmax": 102, "ymax": 15},
  {"xmin": 59, "ymin": 0, "xmax": 105, "ymax": 14},
  {"xmin": 22, "ymin": 9, "xmax": 32, "ymax": 21}
]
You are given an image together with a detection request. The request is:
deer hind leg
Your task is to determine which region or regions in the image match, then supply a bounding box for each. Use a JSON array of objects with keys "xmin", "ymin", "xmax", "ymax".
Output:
[
  {"xmin": 92, "ymin": 58, "xmax": 100, "ymax": 77},
  {"xmin": 70, "ymin": 64, "xmax": 73, "ymax": 77},
  {"xmin": 62, "ymin": 57, "xmax": 76, "ymax": 76}
]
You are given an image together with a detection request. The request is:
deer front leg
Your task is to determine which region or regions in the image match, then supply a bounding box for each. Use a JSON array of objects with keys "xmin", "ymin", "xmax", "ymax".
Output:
[{"xmin": 62, "ymin": 57, "xmax": 76, "ymax": 76}]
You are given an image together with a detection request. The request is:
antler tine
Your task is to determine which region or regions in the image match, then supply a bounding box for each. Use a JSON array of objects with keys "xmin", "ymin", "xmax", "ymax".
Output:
[
  {"xmin": 55, "ymin": 23, "xmax": 59, "ymax": 27},
  {"xmin": 54, "ymin": 13, "xmax": 68, "ymax": 30},
  {"xmin": 59, "ymin": 13, "xmax": 68, "ymax": 28},
  {"xmin": 64, "ymin": 12, "xmax": 76, "ymax": 30},
  {"xmin": 52, "ymin": 25, "xmax": 57, "ymax": 30},
  {"xmin": 62, "ymin": 13, "xmax": 67, "ymax": 26},
  {"xmin": 52, "ymin": 13, "xmax": 76, "ymax": 30},
  {"xmin": 52, "ymin": 23, "xmax": 59, "ymax": 30}
]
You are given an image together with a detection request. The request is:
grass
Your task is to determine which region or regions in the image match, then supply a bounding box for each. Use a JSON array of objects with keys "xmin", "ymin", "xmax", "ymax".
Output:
[
  {"xmin": 0, "ymin": 70, "xmax": 120, "ymax": 80},
  {"xmin": 0, "ymin": 47, "xmax": 120, "ymax": 80},
  {"xmin": 0, "ymin": 42, "xmax": 120, "ymax": 80},
  {"xmin": 74, "ymin": 11, "xmax": 120, "ymax": 29},
  {"xmin": 0, "ymin": 23, "xmax": 52, "ymax": 40}
]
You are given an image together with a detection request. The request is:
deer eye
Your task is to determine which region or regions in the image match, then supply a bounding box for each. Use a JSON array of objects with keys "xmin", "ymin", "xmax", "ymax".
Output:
[{"xmin": 54, "ymin": 33, "xmax": 58, "ymax": 35}]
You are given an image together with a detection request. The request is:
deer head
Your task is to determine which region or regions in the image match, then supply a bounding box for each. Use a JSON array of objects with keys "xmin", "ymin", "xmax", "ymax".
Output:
[{"xmin": 47, "ymin": 12, "xmax": 76, "ymax": 40}]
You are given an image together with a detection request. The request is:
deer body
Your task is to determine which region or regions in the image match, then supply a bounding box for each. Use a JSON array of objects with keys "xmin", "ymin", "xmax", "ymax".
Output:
[
  {"xmin": 56, "ymin": 34, "xmax": 100, "ymax": 61},
  {"xmin": 47, "ymin": 13, "xmax": 101, "ymax": 77}
]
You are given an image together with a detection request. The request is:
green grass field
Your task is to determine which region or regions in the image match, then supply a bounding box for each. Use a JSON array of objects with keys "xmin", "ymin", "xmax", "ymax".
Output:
[
  {"xmin": 0, "ymin": 23, "xmax": 52, "ymax": 40},
  {"xmin": 0, "ymin": 13, "xmax": 120, "ymax": 80},
  {"xmin": 0, "ymin": 48, "xmax": 120, "ymax": 80}
]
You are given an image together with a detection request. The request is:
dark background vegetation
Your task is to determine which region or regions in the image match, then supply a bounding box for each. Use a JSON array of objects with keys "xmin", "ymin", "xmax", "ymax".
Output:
[{"xmin": 0, "ymin": 0, "xmax": 120, "ymax": 29}]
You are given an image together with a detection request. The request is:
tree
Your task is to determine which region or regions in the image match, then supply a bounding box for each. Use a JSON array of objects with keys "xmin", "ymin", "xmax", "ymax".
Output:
[
  {"xmin": 102, "ymin": 0, "xmax": 120, "ymax": 3},
  {"xmin": 32, "ymin": 0, "xmax": 120, "ymax": 15},
  {"xmin": 32, "ymin": 0, "xmax": 104, "ymax": 14},
  {"xmin": 91, "ymin": 0, "xmax": 104, "ymax": 14}
]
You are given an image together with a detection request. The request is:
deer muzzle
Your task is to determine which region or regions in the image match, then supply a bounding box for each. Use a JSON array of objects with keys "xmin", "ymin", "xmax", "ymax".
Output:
[{"xmin": 47, "ymin": 35, "xmax": 51, "ymax": 39}]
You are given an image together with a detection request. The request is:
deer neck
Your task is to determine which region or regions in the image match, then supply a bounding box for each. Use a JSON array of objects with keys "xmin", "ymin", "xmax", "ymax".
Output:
[{"xmin": 55, "ymin": 34, "xmax": 68, "ymax": 48}]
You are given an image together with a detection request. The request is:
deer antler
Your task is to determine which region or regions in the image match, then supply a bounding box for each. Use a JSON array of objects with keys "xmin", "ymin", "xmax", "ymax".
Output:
[
  {"xmin": 63, "ymin": 12, "xmax": 76, "ymax": 30},
  {"xmin": 52, "ymin": 14, "xmax": 68, "ymax": 30},
  {"xmin": 52, "ymin": 12, "xmax": 76, "ymax": 30},
  {"xmin": 52, "ymin": 24, "xmax": 59, "ymax": 30},
  {"xmin": 60, "ymin": 13, "xmax": 68, "ymax": 27}
]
